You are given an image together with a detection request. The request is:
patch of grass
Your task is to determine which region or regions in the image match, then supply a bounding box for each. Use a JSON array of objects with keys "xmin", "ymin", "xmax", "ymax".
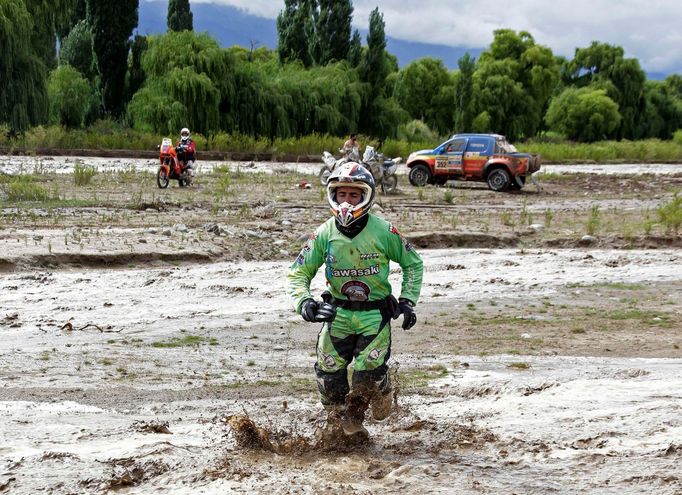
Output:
[
  {"xmin": 0, "ymin": 175, "xmax": 52, "ymax": 201},
  {"xmin": 399, "ymin": 366, "xmax": 448, "ymax": 388},
  {"xmin": 73, "ymin": 160, "xmax": 98, "ymax": 186},
  {"xmin": 593, "ymin": 282, "xmax": 645, "ymax": 290},
  {"xmin": 151, "ymin": 335, "xmax": 216, "ymax": 348},
  {"xmin": 507, "ymin": 362, "xmax": 531, "ymax": 370},
  {"xmin": 657, "ymin": 193, "xmax": 682, "ymax": 234},
  {"xmin": 585, "ymin": 204, "xmax": 601, "ymax": 235},
  {"xmin": 605, "ymin": 309, "xmax": 674, "ymax": 327},
  {"xmin": 443, "ymin": 190, "xmax": 454, "ymax": 204}
]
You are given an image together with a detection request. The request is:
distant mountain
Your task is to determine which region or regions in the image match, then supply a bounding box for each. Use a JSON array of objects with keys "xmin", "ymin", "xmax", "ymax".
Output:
[{"xmin": 137, "ymin": 2, "xmax": 481, "ymax": 69}]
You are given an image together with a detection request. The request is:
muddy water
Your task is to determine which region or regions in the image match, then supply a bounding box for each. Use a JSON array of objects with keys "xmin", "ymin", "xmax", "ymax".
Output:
[
  {"xmin": 1, "ymin": 249, "xmax": 681, "ymax": 493},
  {"xmin": 3, "ymin": 154, "xmax": 682, "ymax": 176}
]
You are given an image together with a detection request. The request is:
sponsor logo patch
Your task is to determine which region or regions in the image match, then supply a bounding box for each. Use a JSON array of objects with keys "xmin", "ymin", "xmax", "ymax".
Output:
[
  {"xmin": 341, "ymin": 280, "xmax": 370, "ymax": 301},
  {"xmin": 331, "ymin": 264, "xmax": 379, "ymax": 277},
  {"xmin": 360, "ymin": 252, "xmax": 379, "ymax": 260},
  {"xmin": 322, "ymin": 354, "xmax": 336, "ymax": 367},
  {"xmin": 367, "ymin": 348, "xmax": 385, "ymax": 361}
]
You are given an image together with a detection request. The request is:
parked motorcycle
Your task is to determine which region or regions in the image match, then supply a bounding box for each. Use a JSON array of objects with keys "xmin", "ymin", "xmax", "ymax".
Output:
[
  {"xmin": 157, "ymin": 137, "xmax": 193, "ymax": 188},
  {"xmin": 362, "ymin": 146, "xmax": 401, "ymax": 194},
  {"xmin": 318, "ymin": 147, "xmax": 359, "ymax": 186}
]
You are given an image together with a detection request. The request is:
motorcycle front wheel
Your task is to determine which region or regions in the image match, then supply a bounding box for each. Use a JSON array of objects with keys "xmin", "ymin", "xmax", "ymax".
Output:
[
  {"xmin": 382, "ymin": 175, "xmax": 398, "ymax": 194},
  {"xmin": 319, "ymin": 165, "xmax": 332, "ymax": 186},
  {"xmin": 157, "ymin": 168, "xmax": 170, "ymax": 189}
]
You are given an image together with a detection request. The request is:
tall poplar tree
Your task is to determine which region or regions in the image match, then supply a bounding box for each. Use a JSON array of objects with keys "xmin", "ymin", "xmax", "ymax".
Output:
[
  {"xmin": 86, "ymin": 0, "xmax": 138, "ymax": 116},
  {"xmin": 167, "ymin": 0, "xmax": 193, "ymax": 32},
  {"xmin": 277, "ymin": 0, "xmax": 316, "ymax": 67},
  {"xmin": 316, "ymin": 0, "xmax": 352, "ymax": 65}
]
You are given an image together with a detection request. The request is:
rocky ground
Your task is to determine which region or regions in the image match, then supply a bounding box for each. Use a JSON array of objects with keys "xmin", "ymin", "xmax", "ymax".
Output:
[{"xmin": 0, "ymin": 157, "xmax": 681, "ymax": 494}]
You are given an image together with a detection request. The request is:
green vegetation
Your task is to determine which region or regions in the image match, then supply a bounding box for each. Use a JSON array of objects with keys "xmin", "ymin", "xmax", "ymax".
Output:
[
  {"xmin": 399, "ymin": 365, "xmax": 448, "ymax": 388},
  {"xmin": 73, "ymin": 160, "xmax": 98, "ymax": 186},
  {"xmin": 151, "ymin": 335, "xmax": 219, "ymax": 348},
  {"xmin": 4, "ymin": 3, "xmax": 682, "ymax": 149},
  {"xmin": 656, "ymin": 193, "xmax": 682, "ymax": 234},
  {"xmin": 586, "ymin": 205, "xmax": 601, "ymax": 236},
  {"xmin": 507, "ymin": 362, "xmax": 531, "ymax": 370},
  {"xmin": 0, "ymin": 175, "xmax": 54, "ymax": 202}
]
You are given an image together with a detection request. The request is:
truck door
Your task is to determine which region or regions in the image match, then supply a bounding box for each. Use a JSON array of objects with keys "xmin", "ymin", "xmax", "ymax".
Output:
[
  {"xmin": 462, "ymin": 136, "xmax": 489, "ymax": 177},
  {"xmin": 436, "ymin": 137, "xmax": 467, "ymax": 177}
]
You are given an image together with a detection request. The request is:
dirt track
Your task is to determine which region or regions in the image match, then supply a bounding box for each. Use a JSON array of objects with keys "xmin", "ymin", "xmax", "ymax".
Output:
[{"xmin": 1, "ymin": 157, "xmax": 681, "ymax": 494}]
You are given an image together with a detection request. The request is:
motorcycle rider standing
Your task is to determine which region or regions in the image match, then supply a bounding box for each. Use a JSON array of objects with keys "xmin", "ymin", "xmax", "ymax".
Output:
[
  {"xmin": 341, "ymin": 133, "xmax": 360, "ymax": 162},
  {"xmin": 287, "ymin": 162, "xmax": 423, "ymax": 438},
  {"xmin": 176, "ymin": 127, "xmax": 196, "ymax": 176}
]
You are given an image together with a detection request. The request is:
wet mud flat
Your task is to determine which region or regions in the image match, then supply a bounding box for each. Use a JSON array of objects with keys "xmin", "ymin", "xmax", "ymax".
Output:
[{"xmin": 1, "ymin": 157, "xmax": 681, "ymax": 493}]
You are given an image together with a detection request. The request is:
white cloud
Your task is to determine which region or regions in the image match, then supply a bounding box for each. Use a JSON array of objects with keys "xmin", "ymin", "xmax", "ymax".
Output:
[{"xmin": 156, "ymin": 0, "xmax": 682, "ymax": 73}]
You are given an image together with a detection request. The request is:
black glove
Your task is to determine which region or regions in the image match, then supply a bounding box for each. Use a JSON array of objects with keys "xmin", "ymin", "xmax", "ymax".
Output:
[
  {"xmin": 314, "ymin": 302, "xmax": 337, "ymax": 322},
  {"xmin": 398, "ymin": 298, "xmax": 417, "ymax": 330},
  {"xmin": 301, "ymin": 299, "xmax": 318, "ymax": 322}
]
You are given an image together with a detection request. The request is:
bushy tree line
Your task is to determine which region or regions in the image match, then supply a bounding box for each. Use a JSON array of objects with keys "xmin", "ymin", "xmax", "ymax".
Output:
[{"xmin": 3, "ymin": 0, "xmax": 682, "ymax": 144}]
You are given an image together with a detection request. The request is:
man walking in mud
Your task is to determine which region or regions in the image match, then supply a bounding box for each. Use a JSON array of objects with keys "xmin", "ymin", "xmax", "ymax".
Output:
[{"xmin": 287, "ymin": 162, "xmax": 423, "ymax": 438}]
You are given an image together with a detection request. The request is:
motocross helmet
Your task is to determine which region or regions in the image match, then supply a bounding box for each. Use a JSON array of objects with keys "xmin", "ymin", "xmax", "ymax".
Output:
[
  {"xmin": 180, "ymin": 127, "xmax": 191, "ymax": 144},
  {"xmin": 327, "ymin": 162, "xmax": 375, "ymax": 227}
]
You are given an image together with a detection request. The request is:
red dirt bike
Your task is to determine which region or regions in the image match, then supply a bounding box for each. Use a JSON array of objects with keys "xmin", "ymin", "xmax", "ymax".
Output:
[{"xmin": 157, "ymin": 138, "xmax": 193, "ymax": 188}]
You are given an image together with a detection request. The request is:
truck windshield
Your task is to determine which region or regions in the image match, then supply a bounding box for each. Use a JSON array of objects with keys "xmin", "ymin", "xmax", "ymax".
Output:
[{"xmin": 495, "ymin": 138, "xmax": 518, "ymax": 153}]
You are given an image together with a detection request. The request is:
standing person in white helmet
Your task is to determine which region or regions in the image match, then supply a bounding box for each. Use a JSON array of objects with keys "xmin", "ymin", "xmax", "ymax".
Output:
[
  {"xmin": 287, "ymin": 162, "xmax": 423, "ymax": 438},
  {"xmin": 176, "ymin": 127, "xmax": 196, "ymax": 176}
]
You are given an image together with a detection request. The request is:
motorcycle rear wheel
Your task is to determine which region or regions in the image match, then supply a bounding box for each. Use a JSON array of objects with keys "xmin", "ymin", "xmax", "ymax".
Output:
[
  {"xmin": 157, "ymin": 169, "xmax": 170, "ymax": 189},
  {"xmin": 381, "ymin": 175, "xmax": 398, "ymax": 194},
  {"xmin": 319, "ymin": 165, "xmax": 332, "ymax": 186}
]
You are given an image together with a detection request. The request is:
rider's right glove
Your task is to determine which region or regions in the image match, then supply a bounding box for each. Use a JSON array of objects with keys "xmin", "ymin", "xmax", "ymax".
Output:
[{"xmin": 301, "ymin": 299, "xmax": 318, "ymax": 322}]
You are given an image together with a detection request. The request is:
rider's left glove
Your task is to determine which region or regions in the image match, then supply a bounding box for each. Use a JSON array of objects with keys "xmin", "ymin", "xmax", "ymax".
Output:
[{"xmin": 397, "ymin": 298, "xmax": 417, "ymax": 330}]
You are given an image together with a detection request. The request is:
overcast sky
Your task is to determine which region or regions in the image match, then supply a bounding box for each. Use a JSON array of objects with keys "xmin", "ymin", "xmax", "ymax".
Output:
[{"xmin": 169, "ymin": 0, "xmax": 682, "ymax": 74}]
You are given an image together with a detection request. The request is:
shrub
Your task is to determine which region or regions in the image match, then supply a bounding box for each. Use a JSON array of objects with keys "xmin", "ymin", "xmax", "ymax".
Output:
[
  {"xmin": 73, "ymin": 160, "xmax": 98, "ymax": 186},
  {"xmin": 0, "ymin": 175, "xmax": 51, "ymax": 201},
  {"xmin": 657, "ymin": 193, "xmax": 682, "ymax": 234}
]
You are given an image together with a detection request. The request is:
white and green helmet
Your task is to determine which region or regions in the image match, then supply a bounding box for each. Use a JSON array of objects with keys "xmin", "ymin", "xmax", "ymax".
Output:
[{"xmin": 327, "ymin": 162, "xmax": 376, "ymax": 227}]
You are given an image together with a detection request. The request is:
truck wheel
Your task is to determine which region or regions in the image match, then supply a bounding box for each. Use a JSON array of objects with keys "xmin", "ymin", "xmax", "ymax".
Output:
[
  {"xmin": 409, "ymin": 165, "xmax": 431, "ymax": 187},
  {"xmin": 487, "ymin": 168, "xmax": 511, "ymax": 192}
]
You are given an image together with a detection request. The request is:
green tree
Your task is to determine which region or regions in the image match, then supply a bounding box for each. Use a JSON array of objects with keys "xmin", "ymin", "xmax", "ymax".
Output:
[
  {"xmin": 358, "ymin": 8, "xmax": 393, "ymax": 136},
  {"xmin": 48, "ymin": 65, "xmax": 94, "ymax": 127},
  {"xmin": 316, "ymin": 0, "xmax": 352, "ymax": 65},
  {"xmin": 393, "ymin": 57, "xmax": 454, "ymax": 134},
  {"xmin": 545, "ymin": 86, "xmax": 621, "ymax": 142},
  {"xmin": 0, "ymin": 0, "xmax": 48, "ymax": 130},
  {"xmin": 453, "ymin": 52, "xmax": 476, "ymax": 133},
  {"xmin": 277, "ymin": 0, "xmax": 316, "ymax": 67},
  {"xmin": 24, "ymin": 0, "xmax": 74, "ymax": 69},
  {"xmin": 566, "ymin": 42, "xmax": 646, "ymax": 139},
  {"xmin": 348, "ymin": 29, "xmax": 362, "ymax": 67},
  {"xmin": 127, "ymin": 34, "xmax": 148, "ymax": 100},
  {"xmin": 127, "ymin": 31, "xmax": 230, "ymax": 135},
  {"xmin": 640, "ymin": 78, "xmax": 682, "ymax": 139},
  {"xmin": 472, "ymin": 29, "xmax": 559, "ymax": 140},
  {"xmin": 59, "ymin": 19, "xmax": 96, "ymax": 80},
  {"xmin": 87, "ymin": 0, "xmax": 139, "ymax": 116},
  {"xmin": 167, "ymin": 0, "xmax": 192, "ymax": 31},
  {"xmin": 56, "ymin": 0, "xmax": 86, "ymax": 40}
]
